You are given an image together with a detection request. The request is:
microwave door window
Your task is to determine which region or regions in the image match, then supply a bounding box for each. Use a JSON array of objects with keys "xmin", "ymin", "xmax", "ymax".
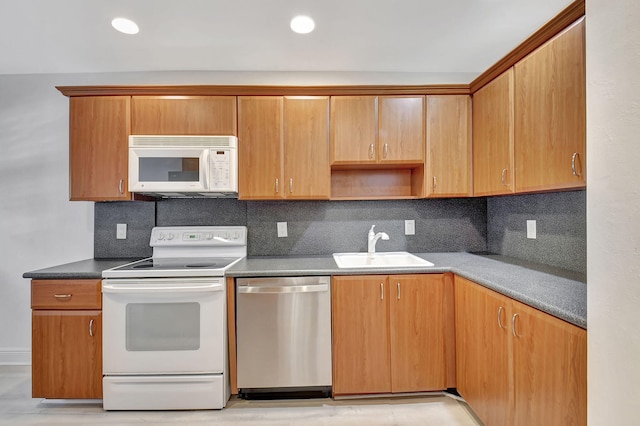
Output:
[{"xmin": 139, "ymin": 157, "xmax": 201, "ymax": 182}]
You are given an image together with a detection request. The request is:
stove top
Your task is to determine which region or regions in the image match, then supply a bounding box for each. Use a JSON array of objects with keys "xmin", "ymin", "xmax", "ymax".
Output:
[{"xmin": 102, "ymin": 226, "xmax": 247, "ymax": 279}]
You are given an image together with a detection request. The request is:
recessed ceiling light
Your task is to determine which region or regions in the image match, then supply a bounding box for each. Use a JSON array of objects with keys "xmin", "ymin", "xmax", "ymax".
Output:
[
  {"xmin": 290, "ymin": 15, "xmax": 315, "ymax": 34},
  {"xmin": 111, "ymin": 17, "xmax": 139, "ymax": 35}
]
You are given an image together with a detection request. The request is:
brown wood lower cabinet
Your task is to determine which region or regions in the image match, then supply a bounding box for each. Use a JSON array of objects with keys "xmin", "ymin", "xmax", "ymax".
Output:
[
  {"xmin": 331, "ymin": 274, "xmax": 446, "ymax": 395},
  {"xmin": 31, "ymin": 280, "xmax": 102, "ymax": 399},
  {"xmin": 455, "ymin": 276, "xmax": 586, "ymax": 426}
]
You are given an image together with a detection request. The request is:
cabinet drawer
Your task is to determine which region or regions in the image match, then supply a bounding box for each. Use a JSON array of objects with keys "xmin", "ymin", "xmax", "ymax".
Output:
[{"xmin": 31, "ymin": 280, "xmax": 101, "ymax": 309}]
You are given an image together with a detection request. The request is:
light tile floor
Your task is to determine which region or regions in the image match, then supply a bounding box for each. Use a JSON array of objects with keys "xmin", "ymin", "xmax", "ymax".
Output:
[{"xmin": 0, "ymin": 366, "xmax": 483, "ymax": 425}]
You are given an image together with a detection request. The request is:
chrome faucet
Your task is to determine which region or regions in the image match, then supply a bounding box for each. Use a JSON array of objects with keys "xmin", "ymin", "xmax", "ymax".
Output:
[{"xmin": 367, "ymin": 225, "xmax": 390, "ymax": 253}]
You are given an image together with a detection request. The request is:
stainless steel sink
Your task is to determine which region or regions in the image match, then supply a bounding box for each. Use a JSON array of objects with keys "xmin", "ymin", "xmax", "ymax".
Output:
[{"xmin": 332, "ymin": 252, "xmax": 434, "ymax": 269}]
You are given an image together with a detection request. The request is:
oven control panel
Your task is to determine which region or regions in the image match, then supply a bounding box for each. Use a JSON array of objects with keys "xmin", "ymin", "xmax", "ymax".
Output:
[{"xmin": 150, "ymin": 226, "xmax": 247, "ymax": 246}]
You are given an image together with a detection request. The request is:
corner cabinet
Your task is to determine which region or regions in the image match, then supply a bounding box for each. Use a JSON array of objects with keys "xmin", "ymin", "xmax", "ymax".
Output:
[
  {"xmin": 31, "ymin": 279, "xmax": 102, "ymax": 399},
  {"xmin": 425, "ymin": 95, "xmax": 472, "ymax": 197},
  {"xmin": 455, "ymin": 276, "xmax": 587, "ymax": 426},
  {"xmin": 238, "ymin": 96, "xmax": 330, "ymax": 200},
  {"xmin": 514, "ymin": 18, "xmax": 586, "ymax": 192},
  {"xmin": 69, "ymin": 96, "xmax": 131, "ymax": 201},
  {"xmin": 332, "ymin": 274, "xmax": 446, "ymax": 395}
]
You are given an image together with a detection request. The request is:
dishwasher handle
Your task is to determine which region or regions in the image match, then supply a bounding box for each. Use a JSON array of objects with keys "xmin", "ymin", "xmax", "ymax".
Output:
[{"xmin": 237, "ymin": 283, "xmax": 329, "ymax": 294}]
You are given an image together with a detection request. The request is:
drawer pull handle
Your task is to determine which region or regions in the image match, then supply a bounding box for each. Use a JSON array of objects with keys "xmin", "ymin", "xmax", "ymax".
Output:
[
  {"xmin": 54, "ymin": 294, "xmax": 72, "ymax": 301},
  {"xmin": 383, "ymin": 143, "xmax": 389, "ymax": 159},
  {"xmin": 497, "ymin": 306, "xmax": 506, "ymax": 329},
  {"xmin": 89, "ymin": 319, "xmax": 94, "ymax": 337},
  {"xmin": 118, "ymin": 179, "xmax": 124, "ymax": 194},
  {"xmin": 397, "ymin": 282, "xmax": 400, "ymax": 300},
  {"xmin": 380, "ymin": 282, "xmax": 384, "ymax": 300},
  {"xmin": 501, "ymin": 169, "xmax": 508, "ymax": 186},
  {"xmin": 369, "ymin": 143, "xmax": 375, "ymax": 159}
]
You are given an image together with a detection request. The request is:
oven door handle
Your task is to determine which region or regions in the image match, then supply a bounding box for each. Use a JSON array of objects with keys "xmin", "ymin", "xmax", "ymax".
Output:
[{"xmin": 102, "ymin": 283, "xmax": 224, "ymax": 293}]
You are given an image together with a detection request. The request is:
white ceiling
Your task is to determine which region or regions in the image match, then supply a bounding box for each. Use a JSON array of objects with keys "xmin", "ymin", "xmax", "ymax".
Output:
[{"xmin": 0, "ymin": 0, "xmax": 574, "ymax": 82}]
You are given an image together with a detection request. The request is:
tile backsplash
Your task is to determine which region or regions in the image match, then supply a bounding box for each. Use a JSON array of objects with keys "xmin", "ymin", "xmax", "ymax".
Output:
[
  {"xmin": 94, "ymin": 191, "xmax": 586, "ymax": 276},
  {"xmin": 95, "ymin": 198, "xmax": 487, "ymax": 258}
]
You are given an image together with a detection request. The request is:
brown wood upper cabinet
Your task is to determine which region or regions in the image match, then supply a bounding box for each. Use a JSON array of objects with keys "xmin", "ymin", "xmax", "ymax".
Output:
[
  {"xmin": 514, "ymin": 18, "xmax": 586, "ymax": 192},
  {"xmin": 238, "ymin": 96, "xmax": 330, "ymax": 200},
  {"xmin": 425, "ymin": 95, "xmax": 472, "ymax": 197},
  {"xmin": 331, "ymin": 96, "xmax": 424, "ymax": 165},
  {"xmin": 332, "ymin": 274, "xmax": 446, "ymax": 396},
  {"xmin": 473, "ymin": 68, "xmax": 515, "ymax": 196},
  {"xmin": 455, "ymin": 276, "xmax": 587, "ymax": 426},
  {"xmin": 131, "ymin": 96, "xmax": 237, "ymax": 135},
  {"xmin": 69, "ymin": 96, "xmax": 131, "ymax": 201}
]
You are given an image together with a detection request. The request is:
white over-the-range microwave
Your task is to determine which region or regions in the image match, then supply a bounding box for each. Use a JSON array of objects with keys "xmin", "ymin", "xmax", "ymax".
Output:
[{"xmin": 129, "ymin": 135, "xmax": 238, "ymax": 197}]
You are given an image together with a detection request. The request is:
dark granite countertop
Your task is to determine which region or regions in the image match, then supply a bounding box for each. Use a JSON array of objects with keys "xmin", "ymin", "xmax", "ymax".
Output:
[
  {"xmin": 226, "ymin": 252, "xmax": 587, "ymax": 329},
  {"xmin": 23, "ymin": 258, "xmax": 141, "ymax": 280},
  {"xmin": 23, "ymin": 252, "xmax": 586, "ymax": 329}
]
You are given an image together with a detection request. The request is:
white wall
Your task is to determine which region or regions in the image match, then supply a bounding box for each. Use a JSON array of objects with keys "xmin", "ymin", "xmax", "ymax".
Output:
[
  {"xmin": 587, "ymin": 0, "xmax": 640, "ymax": 424},
  {"xmin": 0, "ymin": 70, "xmax": 473, "ymax": 364},
  {"xmin": 0, "ymin": 75, "xmax": 93, "ymax": 364}
]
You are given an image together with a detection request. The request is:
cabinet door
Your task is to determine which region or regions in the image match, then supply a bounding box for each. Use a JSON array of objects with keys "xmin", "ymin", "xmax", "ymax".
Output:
[
  {"xmin": 426, "ymin": 95, "xmax": 472, "ymax": 197},
  {"xmin": 512, "ymin": 301, "xmax": 587, "ymax": 426},
  {"xmin": 330, "ymin": 96, "xmax": 378, "ymax": 164},
  {"xmin": 283, "ymin": 97, "xmax": 331, "ymax": 199},
  {"xmin": 389, "ymin": 274, "xmax": 445, "ymax": 392},
  {"xmin": 514, "ymin": 19, "xmax": 586, "ymax": 192},
  {"xmin": 237, "ymin": 96, "xmax": 284, "ymax": 199},
  {"xmin": 332, "ymin": 276, "xmax": 391, "ymax": 395},
  {"xmin": 473, "ymin": 69, "xmax": 515, "ymax": 196},
  {"xmin": 131, "ymin": 96, "xmax": 237, "ymax": 135},
  {"xmin": 455, "ymin": 276, "xmax": 512, "ymax": 426},
  {"xmin": 69, "ymin": 96, "xmax": 130, "ymax": 201},
  {"xmin": 32, "ymin": 310, "xmax": 102, "ymax": 398},
  {"xmin": 378, "ymin": 96, "xmax": 425, "ymax": 163}
]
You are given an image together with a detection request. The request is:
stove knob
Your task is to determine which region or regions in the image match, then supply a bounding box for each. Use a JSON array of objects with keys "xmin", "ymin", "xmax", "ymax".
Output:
[
  {"xmin": 223, "ymin": 232, "xmax": 230, "ymax": 239},
  {"xmin": 205, "ymin": 233, "xmax": 213, "ymax": 240},
  {"xmin": 232, "ymin": 231, "xmax": 240, "ymax": 239},
  {"xmin": 158, "ymin": 232, "xmax": 165, "ymax": 240},
  {"xmin": 167, "ymin": 233, "xmax": 174, "ymax": 240}
]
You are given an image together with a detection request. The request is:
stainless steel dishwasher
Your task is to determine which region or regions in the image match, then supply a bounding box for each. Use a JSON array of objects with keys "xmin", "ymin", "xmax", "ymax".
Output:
[{"xmin": 236, "ymin": 276, "xmax": 332, "ymax": 398}]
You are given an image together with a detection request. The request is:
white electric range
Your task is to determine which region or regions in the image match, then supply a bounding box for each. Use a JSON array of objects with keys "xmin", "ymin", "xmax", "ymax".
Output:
[{"xmin": 101, "ymin": 226, "xmax": 247, "ymax": 410}]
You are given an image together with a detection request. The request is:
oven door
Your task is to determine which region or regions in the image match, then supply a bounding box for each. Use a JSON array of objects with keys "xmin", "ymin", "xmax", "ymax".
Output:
[
  {"xmin": 129, "ymin": 147, "xmax": 209, "ymax": 192},
  {"xmin": 102, "ymin": 278, "xmax": 225, "ymax": 375}
]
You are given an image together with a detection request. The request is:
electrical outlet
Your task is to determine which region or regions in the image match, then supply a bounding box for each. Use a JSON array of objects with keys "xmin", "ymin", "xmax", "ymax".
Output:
[
  {"xmin": 277, "ymin": 222, "xmax": 288, "ymax": 238},
  {"xmin": 405, "ymin": 220, "xmax": 415, "ymax": 236},
  {"xmin": 527, "ymin": 220, "xmax": 536, "ymax": 239},
  {"xmin": 116, "ymin": 223, "xmax": 127, "ymax": 240}
]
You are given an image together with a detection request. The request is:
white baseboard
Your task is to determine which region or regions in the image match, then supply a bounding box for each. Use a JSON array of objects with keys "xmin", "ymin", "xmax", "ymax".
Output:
[{"xmin": 0, "ymin": 348, "xmax": 31, "ymax": 365}]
